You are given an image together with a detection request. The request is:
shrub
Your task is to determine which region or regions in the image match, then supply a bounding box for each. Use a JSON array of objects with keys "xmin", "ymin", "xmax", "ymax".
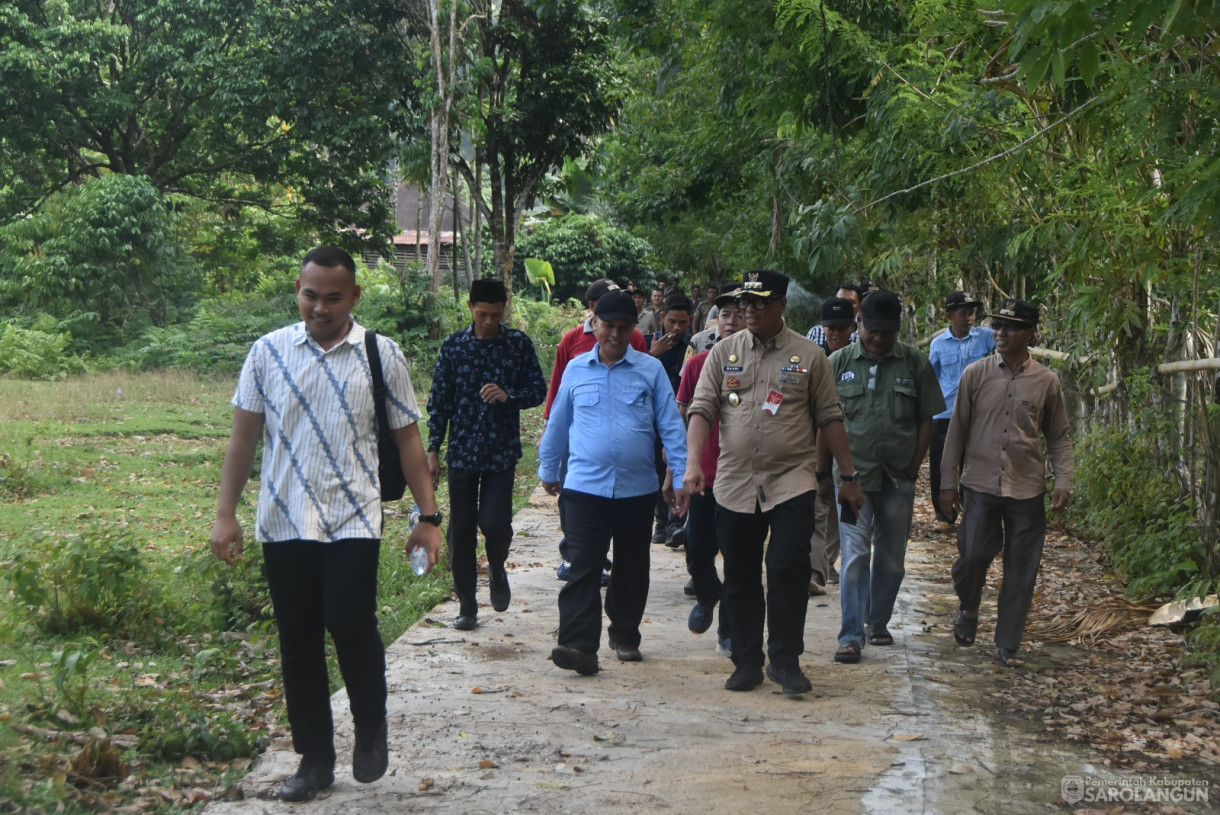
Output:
[
  {"xmin": 0, "ymin": 323, "xmax": 87, "ymax": 379},
  {"xmin": 8, "ymin": 527, "xmax": 167, "ymax": 637},
  {"xmin": 1065, "ymin": 424, "xmax": 1205, "ymax": 599}
]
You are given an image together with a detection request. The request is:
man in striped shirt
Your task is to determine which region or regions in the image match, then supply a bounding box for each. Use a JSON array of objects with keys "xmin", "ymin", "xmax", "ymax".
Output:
[{"xmin": 210, "ymin": 247, "xmax": 442, "ymax": 802}]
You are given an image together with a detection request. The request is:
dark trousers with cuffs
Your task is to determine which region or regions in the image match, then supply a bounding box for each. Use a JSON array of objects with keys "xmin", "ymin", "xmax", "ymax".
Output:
[
  {"xmin": 557, "ymin": 490, "xmax": 654, "ymax": 653},
  {"xmin": 263, "ymin": 539, "xmax": 385, "ymax": 766},
  {"xmin": 929, "ymin": 418, "xmax": 956, "ymax": 524},
  {"xmin": 951, "ymin": 487, "xmax": 1046, "ymax": 651},
  {"xmin": 717, "ymin": 491, "xmax": 815, "ymax": 669},
  {"xmin": 448, "ymin": 466, "xmax": 515, "ymax": 616}
]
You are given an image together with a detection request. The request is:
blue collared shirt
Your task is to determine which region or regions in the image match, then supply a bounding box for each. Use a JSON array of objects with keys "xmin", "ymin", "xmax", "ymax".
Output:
[
  {"xmin": 928, "ymin": 325, "xmax": 996, "ymax": 420},
  {"xmin": 538, "ymin": 345, "xmax": 687, "ymax": 499},
  {"xmin": 427, "ymin": 324, "xmax": 547, "ymax": 472}
]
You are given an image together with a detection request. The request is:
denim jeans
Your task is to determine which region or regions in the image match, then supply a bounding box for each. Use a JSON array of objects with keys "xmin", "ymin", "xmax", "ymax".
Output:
[{"xmin": 836, "ymin": 475, "xmax": 916, "ymax": 648}]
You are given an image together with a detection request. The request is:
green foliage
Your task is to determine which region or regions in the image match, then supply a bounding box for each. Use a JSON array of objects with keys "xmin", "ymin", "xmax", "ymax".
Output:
[
  {"xmin": 523, "ymin": 259, "xmax": 555, "ymax": 303},
  {"xmin": 0, "ymin": 0, "xmax": 419, "ymax": 242},
  {"xmin": 0, "ymin": 323, "xmax": 87, "ymax": 379},
  {"xmin": 48, "ymin": 642, "xmax": 103, "ymax": 720},
  {"xmin": 133, "ymin": 703, "xmax": 261, "ymax": 762},
  {"xmin": 8, "ymin": 527, "xmax": 165, "ymax": 637},
  {"xmin": 513, "ymin": 214, "xmax": 656, "ymax": 300},
  {"xmin": 1066, "ymin": 427, "xmax": 1204, "ymax": 599}
]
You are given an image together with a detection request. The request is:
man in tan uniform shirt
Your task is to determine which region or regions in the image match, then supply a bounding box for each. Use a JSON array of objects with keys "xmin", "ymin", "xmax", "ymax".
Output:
[
  {"xmin": 940, "ymin": 297, "xmax": 1073, "ymax": 669},
  {"xmin": 684, "ymin": 269, "xmax": 862, "ymax": 696}
]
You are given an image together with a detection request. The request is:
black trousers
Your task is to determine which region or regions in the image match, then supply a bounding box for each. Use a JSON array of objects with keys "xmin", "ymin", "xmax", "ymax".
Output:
[
  {"xmin": 717, "ymin": 492, "xmax": 815, "ymax": 669},
  {"xmin": 685, "ymin": 490, "xmax": 730, "ymax": 637},
  {"xmin": 557, "ymin": 490, "xmax": 654, "ymax": 653},
  {"xmin": 929, "ymin": 418, "xmax": 956, "ymax": 523},
  {"xmin": 263, "ymin": 539, "xmax": 385, "ymax": 766},
  {"xmin": 448, "ymin": 466, "xmax": 515, "ymax": 616},
  {"xmin": 951, "ymin": 487, "xmax": 1046, "ymax": 651}
]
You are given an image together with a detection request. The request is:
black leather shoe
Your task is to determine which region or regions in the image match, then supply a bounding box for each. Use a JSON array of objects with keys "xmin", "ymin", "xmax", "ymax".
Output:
[
  {"xmin": 767, "ymin": 663, "xmax": 813, "ymax": 696},
  {"xmin": 651, "ymin": 521, "xmax": 667, "ymax": 544},
  {"xmin": 608, "ymin": 638, "xmax": 642, "ymax": 662},
  {"xmin": 688, "ymin": 601, "xmax": 715, "ymax": 634},
  {"xmin": 724, "ymin": 663, "xmax": 764, "ymax": 691},
  {"xmin": 490, "ymin": 567, "xmax": 511, "ymax": 612},
  {"xmin": 551, "ymin": 645, "xmax": 599, "ymax": 675},
  {"xmin": 280, "ymin": 760, "xmax": 335, "ymax": 802},
  {"xmin": 454, "ymin": 614, "xmax": 478, "ymax": 631},
  {"xmin": 352, "ymin": 718, "xmax": 388, "ymax": 783},
  {"xmin": 665, "ymin": 523, "xmax": 686, "ymax": 549}
]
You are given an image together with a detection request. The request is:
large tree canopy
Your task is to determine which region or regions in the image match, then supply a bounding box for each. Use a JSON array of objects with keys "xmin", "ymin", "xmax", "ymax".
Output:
[{"xmin": 0, "ymin": 0, "xmax": 421, "ymax": 242}]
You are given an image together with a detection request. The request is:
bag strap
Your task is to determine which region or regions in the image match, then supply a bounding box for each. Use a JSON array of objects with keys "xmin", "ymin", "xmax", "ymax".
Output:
[{"xmin": 365, "ymin": 329, "xmax": 391, "ymax": 434}]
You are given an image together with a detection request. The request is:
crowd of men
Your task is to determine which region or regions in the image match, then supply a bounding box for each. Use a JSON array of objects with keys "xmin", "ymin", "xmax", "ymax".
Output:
[{"xmin": 209, "ymin": 248, "xmax": 1073, "ymax": 800}]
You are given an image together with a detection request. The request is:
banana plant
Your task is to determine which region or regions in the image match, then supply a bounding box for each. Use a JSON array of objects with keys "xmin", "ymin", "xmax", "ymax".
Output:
[{"xmin": 523, "ymin": 257, "xmax": 555, "ymax": 304}]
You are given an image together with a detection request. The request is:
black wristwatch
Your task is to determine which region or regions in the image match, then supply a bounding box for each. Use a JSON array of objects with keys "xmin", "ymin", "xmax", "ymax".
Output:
[
  {"xmin": 815, "ymin": 470, "xmax": 832, "ymax": 482},
  {"xmin": 418, "ymin": 512, "xmax": 444, "ymax": 527},
  {"xmin": 839, "ymin": 472, "xmax": 859, "ymax": 482}
]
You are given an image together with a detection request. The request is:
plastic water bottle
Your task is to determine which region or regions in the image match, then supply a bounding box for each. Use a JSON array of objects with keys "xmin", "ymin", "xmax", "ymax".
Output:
[
  {"xmin": 411, "ymin": 544, "xmax": 429, "ymax": 576},
  {"xmin": 408, "ymin": 503, "xmax": 421, "ymax": 530}
]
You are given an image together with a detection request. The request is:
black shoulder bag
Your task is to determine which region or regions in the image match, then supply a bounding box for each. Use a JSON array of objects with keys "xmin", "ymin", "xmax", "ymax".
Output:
[{"xmin": 365, "ymin": 329, "xmax": 407, "ymax": 502}]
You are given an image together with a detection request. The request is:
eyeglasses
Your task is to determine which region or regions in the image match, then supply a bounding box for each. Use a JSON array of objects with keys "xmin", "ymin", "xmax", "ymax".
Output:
[{"xmin": 737, "ymin": 296, "xmax": 780, "ymax": 310}]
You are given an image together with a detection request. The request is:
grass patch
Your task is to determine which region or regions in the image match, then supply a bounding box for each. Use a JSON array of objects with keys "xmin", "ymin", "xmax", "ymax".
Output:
[{"xmin": 0, "ymin": 369, "xmax": 545, "ymax": 812}]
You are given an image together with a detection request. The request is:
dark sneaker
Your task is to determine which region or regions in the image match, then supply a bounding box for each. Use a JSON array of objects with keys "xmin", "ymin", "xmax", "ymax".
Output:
[
  {"xmin": 551, "ymin": 645, "xmax": 599, "ymax": 675},
  {"xmin": 688, "ymin": 601, "xmax": 715, "ymax": 634},
  {"xmin": 280, "ymin": 760, "xmax": 335, "ymax": 802},
  {"xmin": 556, "ymin": 560, "xmax": 572, "ymax": 581},
  {"xmin": 651, "ymin": 520, "xmax": 667, "ymax": 544},
  {"xmin": 724, "ymin": 663, "xmax": 764, "ymax": 691},
  {"xmin": 453, "ymin": 614, "xmax": 477, "ymax": 631},
  {"xmin": 352, "ymin": 718, "xmax": 388, "ymax": 783},
  {"xmin": 828, "ymin": 565, "xmax": 839, "ymax": 584},
  {"xmin": 767, "ymin": 663, "xmax": 812, "ymax": 696},
  {"xmin": 490, "ymin": 567, "xmax": 511, "ymax": 612}
]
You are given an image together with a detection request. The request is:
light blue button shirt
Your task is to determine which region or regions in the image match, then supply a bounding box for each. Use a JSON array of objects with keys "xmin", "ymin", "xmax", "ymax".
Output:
[
  {"xmin": 928, "ymin": 325, "xmax": 995, "ymax": 420},
  {"xmin": 539, "ymin": 345, "xmax": 687, "ymax": 499}
]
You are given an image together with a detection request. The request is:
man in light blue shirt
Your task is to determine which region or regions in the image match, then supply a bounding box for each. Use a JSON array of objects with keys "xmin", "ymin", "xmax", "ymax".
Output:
[
  {"xmin": 927, "ymin": 291, "xmax": 995, "ymax": 531},
  {"xmin": 539, "ymin": 290, "xmax": 690, "ymax": 675}
]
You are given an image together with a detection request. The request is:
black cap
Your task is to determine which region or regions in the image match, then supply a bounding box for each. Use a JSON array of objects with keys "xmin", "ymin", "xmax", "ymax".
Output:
[
  {"xmin": 585, "ymin": 278, "xmax": 620, "ymax": 303},
  {"xmin": 594, "ymin": 290, "xmax": 639, "ymax": 323},
  {"xmin": 469, "ymin": 278, "xmax": 507, "ymax": 304},
  {"xmin": 860, "ymin": 289, "xmax": 901, "ymax": 332},
  {"xmin": 739, "ymin": 269, "xmax": 788, "ymax": 299},
  {"xmin": 714, "ymin": 282, "xmax": 743, "ymax": 307},
  {"xmin": 988, "ymin": 297, "xmax": 1039, "ymax": 328},
  {"xmin": 821, "ymin": 296, "xmax": 856, "ymax": 327},
  {"xmin": 946, "ymin": 291, "xmax": 982, "ymax": 311}
]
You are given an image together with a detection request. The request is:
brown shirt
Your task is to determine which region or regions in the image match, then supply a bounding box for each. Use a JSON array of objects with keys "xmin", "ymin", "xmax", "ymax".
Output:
[
  {"xmin": 941, "ymin": 354, "xmax": 1074, "ymax": 500},
  {"xmin": 686, "ymin": 325, "xmax": 843, "ymax": 512}
]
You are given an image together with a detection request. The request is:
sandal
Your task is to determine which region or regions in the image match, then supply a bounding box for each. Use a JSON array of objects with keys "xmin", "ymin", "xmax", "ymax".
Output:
[
  {"xmin": 834, "ymin": 644, "xmax": 862, "ymax": 664},
  {"xmin": 953, "ymin": 610, "xmax": 977, "ymax": 647},
  {"xmin": 995, "ymin": 648, "xmax": 1025, "ymax": 668},
  {"xmin": 868, "ymin": 628, "xmax": 894, "ymax": 646}
]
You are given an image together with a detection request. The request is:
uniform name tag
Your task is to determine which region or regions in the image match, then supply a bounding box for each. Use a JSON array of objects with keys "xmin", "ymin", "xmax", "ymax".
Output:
[{"xmin": 723, "ymin": 365, "xmax": 744, "ymax": 373}]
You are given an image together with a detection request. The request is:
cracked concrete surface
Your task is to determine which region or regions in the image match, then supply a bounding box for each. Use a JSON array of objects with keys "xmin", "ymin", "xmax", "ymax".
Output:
[{"xmin": 204, "ymin": 489, "xmax": 1210, "ymax": 814}]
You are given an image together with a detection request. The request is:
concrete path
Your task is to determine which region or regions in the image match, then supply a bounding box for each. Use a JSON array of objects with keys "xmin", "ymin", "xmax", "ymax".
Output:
[{"xmin": 204, "ymin": 489, "xmax": 1203, "ymax": 814}]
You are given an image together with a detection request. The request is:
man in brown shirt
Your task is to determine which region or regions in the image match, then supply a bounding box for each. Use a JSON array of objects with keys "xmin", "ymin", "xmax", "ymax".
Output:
[
  {"xmin": 685, "ymin": 269, "xmax": 862, "ymax": 696},
  {"xmin": 939, "ymin": 297, "xmax": 1074, "ymax": 668}
]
